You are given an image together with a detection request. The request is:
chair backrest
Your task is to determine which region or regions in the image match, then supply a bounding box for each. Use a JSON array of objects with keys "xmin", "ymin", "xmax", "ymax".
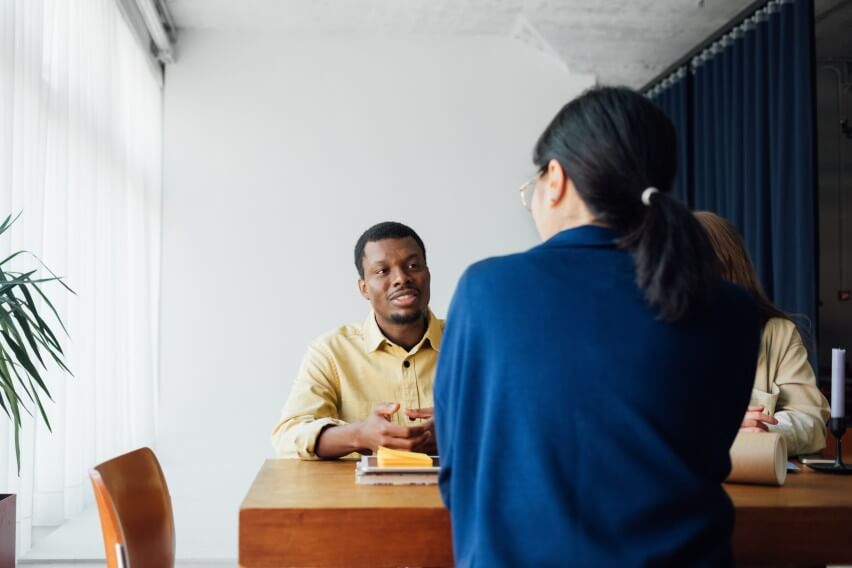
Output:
[{"xmin": 89, "ymin": 447, "xmax": 175, "ymax": 568}]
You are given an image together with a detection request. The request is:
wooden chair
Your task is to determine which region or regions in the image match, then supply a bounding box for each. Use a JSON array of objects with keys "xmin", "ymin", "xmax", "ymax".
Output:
[{"xmin": 89, "ymin": 447, "xmax": 175, "ymax": 568}]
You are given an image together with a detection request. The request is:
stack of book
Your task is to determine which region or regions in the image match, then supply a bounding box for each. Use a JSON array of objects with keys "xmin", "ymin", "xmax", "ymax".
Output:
[{"xmin": 355, "ymin": 447, "xmax": 439, "ymax": 485}]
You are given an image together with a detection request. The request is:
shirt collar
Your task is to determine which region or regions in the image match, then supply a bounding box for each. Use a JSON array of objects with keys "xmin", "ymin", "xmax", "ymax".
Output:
[
  {"xmin": 364, "ymin": 309, "xmax": 441, "ymax": 354},
  {"xmin": 422, "ymin": 310, "xmax": 442, "ymax": 352},
  {"xmin": 539, "ymin": 224, "xmax": 620, "ymax": 249}
]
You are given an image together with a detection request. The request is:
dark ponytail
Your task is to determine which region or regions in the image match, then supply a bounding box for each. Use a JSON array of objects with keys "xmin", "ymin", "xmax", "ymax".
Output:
[{"xmin": 533, "ymin": 86, "xmax": 720, "ymax": 321}]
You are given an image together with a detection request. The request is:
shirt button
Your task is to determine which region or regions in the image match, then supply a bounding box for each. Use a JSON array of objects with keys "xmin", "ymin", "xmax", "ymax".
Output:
[{"xmin": 403, "ymin": 360, "xmax": 411, "ymax": 368}]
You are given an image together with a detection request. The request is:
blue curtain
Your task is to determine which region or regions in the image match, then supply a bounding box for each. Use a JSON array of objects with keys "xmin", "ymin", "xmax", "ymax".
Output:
[
  {"xmin": 647, "ymin": 72, "xmax": 691, "ymax": 205},
  {"xmin": 647, "ymin": 0, "xmax": 817, "ymax": 334}
]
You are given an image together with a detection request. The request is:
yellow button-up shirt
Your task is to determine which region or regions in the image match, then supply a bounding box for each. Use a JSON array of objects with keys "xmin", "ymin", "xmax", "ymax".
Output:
[{"xmin": 272, "ymin": 310, "xmax": 444, "ymax": 459}]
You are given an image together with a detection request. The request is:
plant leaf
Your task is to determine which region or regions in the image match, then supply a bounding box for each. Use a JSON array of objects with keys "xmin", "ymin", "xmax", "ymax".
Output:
[
  {"xmin": 13, "ymin": 312, "xmax": 46, "ymax": 368},
  {"xmin": 29, "ymin": 378, "xmax": 51, "ymax": 431},
  {"xmin": 15, "ymin": 286, "xmax": 48, "ymax": 367},
  {"xmin": 0, "ymin": 388, "xmax": 11, "ymax": 421},
  {"xmin": 0, "ymin": 330, "xmax": 52, "ymax": 401},
  {"xmin": 0, "ymin": 250, "xmax": 28, "ymax": 267},
  {"xmin": 29, "ymin": 281, "xmax": 70, "ymax": 336},
  {"xmin": 19, "ymin": 285, "xmax": 64, "ymax": 351},
  {"xmin": 1, "ymin": 353, "xmax": 36, "ymax": 404},
  {"xmin": 0, "ymin": 380, "xmax": 23, "ymax": 474},
  {"xmin": 0, "ymin": 212, "xmax": 21, "ymax": 236},
  {"xmin": 0, "ymin": 211, "xmax": 70, "ymax": 475},
  {"xmin": 0, "ymin": 359, "xmax": 17, "ymax": 421}
]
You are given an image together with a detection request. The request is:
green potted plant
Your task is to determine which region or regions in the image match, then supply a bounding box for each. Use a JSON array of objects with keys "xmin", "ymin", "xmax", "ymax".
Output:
[{"xmin": 0, "ymin": 213, "xmax": 72, "ymax": 562}]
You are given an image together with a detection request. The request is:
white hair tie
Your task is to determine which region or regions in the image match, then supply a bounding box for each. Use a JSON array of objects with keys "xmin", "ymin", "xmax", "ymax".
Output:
[{"xmin": 641, "ymin": 187, "xmax": 659, "ymax": 206}]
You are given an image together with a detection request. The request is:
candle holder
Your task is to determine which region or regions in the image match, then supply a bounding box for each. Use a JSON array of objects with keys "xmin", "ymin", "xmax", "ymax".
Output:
[{"xmin": 807, "ymin": 417, "xmax": 852, "ymax": 474}]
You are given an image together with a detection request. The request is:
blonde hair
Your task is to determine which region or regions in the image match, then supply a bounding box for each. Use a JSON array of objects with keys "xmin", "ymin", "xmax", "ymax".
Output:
[{"xmin": 694, "ymin": 211, "xmax": 788, "ymax": 326}]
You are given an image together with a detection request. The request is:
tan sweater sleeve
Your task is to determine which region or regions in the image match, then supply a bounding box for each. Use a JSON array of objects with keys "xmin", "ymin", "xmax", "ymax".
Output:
[
  {"xmin": 271, "ymin": 343, "xmax": 347, "ymax": 459},
  {"xmin": 764, "ymin": 320, "xmax": 830, "ymax": 456}
]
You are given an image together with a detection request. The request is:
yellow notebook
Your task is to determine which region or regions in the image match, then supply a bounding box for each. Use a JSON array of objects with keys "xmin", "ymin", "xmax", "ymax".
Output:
[{"xmin": 376, "ymin": 446, "xmax": 433, "ymax": 468}]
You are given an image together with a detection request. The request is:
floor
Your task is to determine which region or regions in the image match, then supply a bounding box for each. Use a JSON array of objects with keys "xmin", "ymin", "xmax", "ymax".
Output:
[
  {"xmin": 21, "ymin": 507, "xmax": 103, "ymax": 564},
  {"xmin": 19, "ymin": 505, "xmax": 234, "ymax": 567}
]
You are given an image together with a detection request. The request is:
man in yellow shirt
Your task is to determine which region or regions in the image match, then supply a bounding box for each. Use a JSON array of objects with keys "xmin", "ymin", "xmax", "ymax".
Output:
[{"xmin": 272, "ymin": 222, "xmax": 443, "ymax": 459}]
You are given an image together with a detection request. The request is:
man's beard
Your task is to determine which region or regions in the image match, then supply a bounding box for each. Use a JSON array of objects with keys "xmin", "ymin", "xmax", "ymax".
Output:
[{"xmin": 389, "ymin": 309, "xmax": 426, "ymax": 325}]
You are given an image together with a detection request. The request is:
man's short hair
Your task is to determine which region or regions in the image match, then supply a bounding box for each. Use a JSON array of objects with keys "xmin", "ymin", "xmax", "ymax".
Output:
[{"xmin": 354, "ymin": 222, "xmax": 427, "ymax": 278}]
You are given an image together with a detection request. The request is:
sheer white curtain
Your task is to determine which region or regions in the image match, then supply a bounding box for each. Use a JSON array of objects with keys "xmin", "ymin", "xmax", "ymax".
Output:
[{"xmin": 0, "ymin": 0, "xmax": 162, "ymax": 555}]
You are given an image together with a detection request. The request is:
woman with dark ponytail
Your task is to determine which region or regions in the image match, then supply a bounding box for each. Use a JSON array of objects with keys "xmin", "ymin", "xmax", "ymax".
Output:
[
  {"xmin": 434, "ymin": 87, "xmax": 761, "ymax": 567},
  {"xmin": 531, "ymin": 86, "xmax": 720, "ymax": 321}
]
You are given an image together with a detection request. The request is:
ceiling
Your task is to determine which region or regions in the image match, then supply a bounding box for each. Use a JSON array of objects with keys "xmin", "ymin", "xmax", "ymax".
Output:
[{"xmin": 166, "ymin": 0, "xmax": 765, "ymax": 87}]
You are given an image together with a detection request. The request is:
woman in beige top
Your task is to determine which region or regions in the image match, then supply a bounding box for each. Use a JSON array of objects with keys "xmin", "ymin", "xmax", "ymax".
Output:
[{"xmin": 696, "ymin": 212, "xmax": 830, "ymax": 455}]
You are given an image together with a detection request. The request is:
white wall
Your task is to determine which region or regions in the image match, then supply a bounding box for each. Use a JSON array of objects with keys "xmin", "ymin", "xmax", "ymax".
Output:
[{"xmin": 159, "ymin": 30, "xmax": 593, "ymax": 560}]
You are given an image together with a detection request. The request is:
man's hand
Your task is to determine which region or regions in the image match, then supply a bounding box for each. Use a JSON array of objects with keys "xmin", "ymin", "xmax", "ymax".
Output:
[
  {"xmin": 404, "ymin": 407, "xmax": 436, "ymax": 454},
  {"xmin": 740, "ymin": 405, "xmax": 779, "ymax": 432},
  {"xmin": 404, "ymin": 407, "xmax": 433, "ymax": 421},
  {"xmin": 355, "ymin": 403, "xmax": 432, "ymax": 452}
]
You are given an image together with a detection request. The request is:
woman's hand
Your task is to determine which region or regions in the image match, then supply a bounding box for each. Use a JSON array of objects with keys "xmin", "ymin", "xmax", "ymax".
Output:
[{"xmin": 740, "ymin": 404, "xmax": 779, "ymax": 432}]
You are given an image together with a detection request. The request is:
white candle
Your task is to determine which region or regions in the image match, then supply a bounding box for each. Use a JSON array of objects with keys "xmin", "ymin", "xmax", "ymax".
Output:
[{"xmin": 832, "ymin": 348, "xmax": 846, "ymax": 418}]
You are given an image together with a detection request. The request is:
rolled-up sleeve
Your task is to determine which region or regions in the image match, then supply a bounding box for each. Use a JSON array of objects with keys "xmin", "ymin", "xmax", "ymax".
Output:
[{"xmin": 272, "ymin": 344, "xmax": 347, "ymax": 459}]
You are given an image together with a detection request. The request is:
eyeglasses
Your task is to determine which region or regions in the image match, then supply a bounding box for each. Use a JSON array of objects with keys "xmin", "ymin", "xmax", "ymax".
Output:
[{"xmin": 518, "ymin": 173, "xmax": 540, "ymax": 211}]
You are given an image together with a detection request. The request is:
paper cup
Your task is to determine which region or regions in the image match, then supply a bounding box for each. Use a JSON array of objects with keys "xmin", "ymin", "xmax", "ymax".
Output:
[{"xmin": 726, "ymin": 431, "xmax": 787, "ymax": 486}]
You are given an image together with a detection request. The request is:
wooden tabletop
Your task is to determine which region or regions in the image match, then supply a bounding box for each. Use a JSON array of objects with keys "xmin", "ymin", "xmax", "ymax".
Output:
[
  {"xmin": 240, "ymin": 459, "xmax": 451, "ymax": 567},
  {"xmin": 726, "ymin": 460, "xmax": 852, "ymax": 565},
  {"xmin": 240, "ymin": 458, "xmax": 852, "ymax": 567}
]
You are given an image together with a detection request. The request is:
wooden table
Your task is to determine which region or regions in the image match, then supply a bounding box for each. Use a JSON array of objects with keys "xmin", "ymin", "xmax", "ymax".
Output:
[
  {"xmin": 727, "ymin": 467, "xmax": 852, "ymax": 565},
  {"xmin": 240, "ymin": 460, "xmax": 452, "ymax": 567},
  {"xmin": 240, "ymin": 459, "xmax": 852, "ymax": 567}
]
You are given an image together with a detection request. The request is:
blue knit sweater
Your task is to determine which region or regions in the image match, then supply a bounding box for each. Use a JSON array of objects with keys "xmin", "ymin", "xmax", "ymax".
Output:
[{"xmin": 434, "ymin": 225, "xmax": 759, "ymax": 567}]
